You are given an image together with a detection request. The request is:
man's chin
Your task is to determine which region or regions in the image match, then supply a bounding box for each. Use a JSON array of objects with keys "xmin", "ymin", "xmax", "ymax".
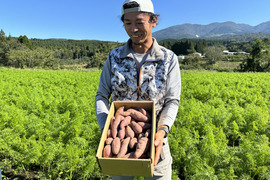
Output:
[
  {"xmin": 131, "ymin": 39, "xmax": 145, "ymax": 45},
  {"xmin": 133, "ymin": 42, "xmax": 143, "ymax": 45}
]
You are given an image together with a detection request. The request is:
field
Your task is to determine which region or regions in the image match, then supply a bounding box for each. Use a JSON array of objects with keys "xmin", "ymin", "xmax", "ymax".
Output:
[{"xmin": 0, "ymin": 68, "xmax": 270, "ymax": 179}]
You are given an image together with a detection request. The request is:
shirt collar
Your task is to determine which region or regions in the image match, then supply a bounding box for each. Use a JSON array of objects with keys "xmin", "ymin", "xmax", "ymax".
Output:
[{"xmin": 119, "ymin": 38, "xmax": 164, "ymax": 61}]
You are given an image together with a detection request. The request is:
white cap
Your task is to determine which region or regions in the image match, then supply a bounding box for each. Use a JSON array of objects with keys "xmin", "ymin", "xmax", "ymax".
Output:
[{"xmin": 121, "ymin": 0, "xmax": 154, "ymax": 16}]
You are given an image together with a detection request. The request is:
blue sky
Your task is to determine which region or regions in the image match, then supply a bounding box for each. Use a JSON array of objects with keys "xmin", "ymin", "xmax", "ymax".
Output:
[{"xmin": 1, "ymin": 0, "xmax": 270, "ymax": 42}]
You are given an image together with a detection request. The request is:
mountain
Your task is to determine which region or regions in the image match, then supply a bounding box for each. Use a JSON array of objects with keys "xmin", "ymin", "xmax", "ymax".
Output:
[{"xmin": 153, "ymin": 21, "xmax": 270, "ymax": 41}]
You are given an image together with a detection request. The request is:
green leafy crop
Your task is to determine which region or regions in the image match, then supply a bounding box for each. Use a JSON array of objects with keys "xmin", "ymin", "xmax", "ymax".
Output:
[{"xmin": 0, "ymin": 69, "xmax": 270, "ymax": 179}]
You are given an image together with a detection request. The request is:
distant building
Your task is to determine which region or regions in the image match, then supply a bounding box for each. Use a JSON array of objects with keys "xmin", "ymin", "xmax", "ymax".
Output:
[
  {"xmin": 239, "ymin": 52, "xmax": 250, "ymax": 55},
  {"xmin": 223, "ymin": 50, "xmax": 237, "ymax": 55},
  {"xmin": 178, "ymin": 56, "xmax": 185, "ymax": 60},
  {"xmin": 193, "ymin": 52, "xmax": 203, "ymax": 57},
  {"xmin": 223, "ymin": 50, "xmax": 249, "ymax": 55}
]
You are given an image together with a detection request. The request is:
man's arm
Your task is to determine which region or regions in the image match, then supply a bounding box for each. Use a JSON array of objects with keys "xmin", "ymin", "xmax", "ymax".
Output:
[
  {"xmin": 154, "ymin": 53, "xmax": 181, "ymax": 165},
  {"xmin": 95, "ymin": 56, "xmax": 112, "ymax": 130},
  {"xmin": 158, "ymin": 53, "xmax": 181, "ymax": 130}
]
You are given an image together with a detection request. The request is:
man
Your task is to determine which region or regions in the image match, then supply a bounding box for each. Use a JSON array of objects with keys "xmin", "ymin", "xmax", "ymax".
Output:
[{"xmin": 95, "ymin": 0, "xmax": 181, "ymax": 179}]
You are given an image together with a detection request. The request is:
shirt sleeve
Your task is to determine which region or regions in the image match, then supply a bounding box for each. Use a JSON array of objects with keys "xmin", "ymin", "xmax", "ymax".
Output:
[
  {"xmin": 157, "ymin": 53, "xmax": 181, "ymax": 131},
  {"xmin": 95, "ymin": 55, "xmax": 112, "ymax": 130}
]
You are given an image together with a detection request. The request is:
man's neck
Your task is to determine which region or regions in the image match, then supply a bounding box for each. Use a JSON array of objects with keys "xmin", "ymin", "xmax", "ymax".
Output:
[{"xmin": 131, "ymin": 38, "xmax": 153, "ymax": 54}]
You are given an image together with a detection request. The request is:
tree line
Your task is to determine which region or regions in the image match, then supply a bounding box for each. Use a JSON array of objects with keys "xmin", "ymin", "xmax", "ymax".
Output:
[
  {"xmin": 160, "ymin": 38, "xmax": 270, "ymax": 72},
  {"xmin": 0, "ymin": 28, "xmax": 270, "ymax": 72},
  {"xmin": 0, "ymin": 29, "xmax": 123, "ymax": 69}
]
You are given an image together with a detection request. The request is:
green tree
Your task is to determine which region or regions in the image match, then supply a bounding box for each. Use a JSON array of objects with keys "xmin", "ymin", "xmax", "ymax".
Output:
[
  {"xmin": 186, "ymin": 40, "xmax": 196, "ymax": 54},
  {"xmin": 0, "ymin": 35, "xmax": 28, "ymax": 66},
  {"xmin": 195, "ymin": 40, "xmax": 206, "ymax": 54},
  {"xmin": 240, "ymin": 38, "xmax": 270, "ymax": 72},
  {"xmin": 0, "ymin": 29, "xmax": 7, "ymax": 42},
  {"xmin": 171, "ymin": 40, "xmax": 196, "ymax": 55},
  {"xmin": 182, "ymin": 54, "xmax": 202, "ymax": 69},
  {"xmin": 205, "ymin": 46, "xmax": 224, "ymax": 70},
  {"xmin": 18, "ymin": 35, "xmax": 32, "ymax": 48},
  {"xmin": 7, "ymin": 34, "xmax": 12, "ymax": 41},
  {"xmin": 6, "ymin": 48, "xmax": 57, "ymax": 68}
]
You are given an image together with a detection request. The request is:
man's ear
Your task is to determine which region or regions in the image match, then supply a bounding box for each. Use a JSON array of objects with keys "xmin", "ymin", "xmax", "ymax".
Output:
[{"xmin": 152, "ymin": 18, "xmax": 157, "ymax": 27}]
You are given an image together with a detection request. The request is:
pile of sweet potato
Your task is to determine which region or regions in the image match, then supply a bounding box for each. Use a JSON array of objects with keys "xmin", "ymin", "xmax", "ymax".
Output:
[{"xmin": 103, "ymin": 106, "xmax": 152, "ymax": 159}]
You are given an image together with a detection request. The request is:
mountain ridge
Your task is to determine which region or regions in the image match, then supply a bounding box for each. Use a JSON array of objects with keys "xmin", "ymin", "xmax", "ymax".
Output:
[{"xmin": 153, "ymin": 21, "xmax": 270, "ymax": 41}]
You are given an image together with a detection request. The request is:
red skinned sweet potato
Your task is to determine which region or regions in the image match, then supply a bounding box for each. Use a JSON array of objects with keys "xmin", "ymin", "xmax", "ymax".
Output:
[
  {"xmin": 120, "ymin": 116, "xmax": 132, "ymax": 129},
  {"xmin": 106, "ymin": 137, "xmax": 114, "ymax": 145},
  {"xmin": 125, "ymin": 125, "xmax": 135, "ymax": 138},
  {"xmin": 118, "ymin": 127, "xmax": 126, "ymax": 139},
  {"xmin": 110, "ymin": 117, "xmax": 115, "ymax": 129},
  {"xmin": 107, "ymin": 129, "xmax": 112, "ymax": 138},
  {"xmin": 130, "ymin": 121, "xmax": 143, "ymax": 134},
  {"xmin": 112, "ymin": 137, "xmax": 121, "ymax": 155},
  {"xmin": 129, "ymin": 137, "xmax": 138, "ymax": 149},
  {"xmin": 117, "ymin": 137, "xmax": 131, "ymax": 158},
  {"xmin": 115, "ymin": 106, "xmax": 131, "ymax": 117},
  {"xmin": 134, "ymin": 137, "xmax": 149, "ymax": 159},
  {"xmin": 103, "ymin": 144, "xmax": 112, "ymax": 158},
  {"xmin": 138, "ymin": 132, "xmax": 145, "ymax": 139},
  {"xmin": 127, "ymin": 109, "xmax": 148, "ymax": 122},
  {"xmin": 139, "ymin": 108, "xmax": 151, "ymax": 122},
  {"xmin": 111, "ymin": 115, "xmax": 124, "ymax": 138}
]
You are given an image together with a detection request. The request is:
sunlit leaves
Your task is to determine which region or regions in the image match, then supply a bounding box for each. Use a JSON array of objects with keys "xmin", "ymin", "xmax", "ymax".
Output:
[
  {"xmin": 173, "ymin": 72, "xmax": 270, "ymax": 179},
  {"xmin": 0, "ymin": 69, "xmax": 102, "ymax": 179}
]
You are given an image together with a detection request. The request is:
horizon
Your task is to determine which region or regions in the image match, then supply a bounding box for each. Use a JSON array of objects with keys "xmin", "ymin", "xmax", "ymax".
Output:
[
  {"xmin": 1, "ymin": 0, "xmax": 270, "ymax": 42},
  {"xmin": 2, "ymin": 20, "xmax": 270, "ymax": 42}
]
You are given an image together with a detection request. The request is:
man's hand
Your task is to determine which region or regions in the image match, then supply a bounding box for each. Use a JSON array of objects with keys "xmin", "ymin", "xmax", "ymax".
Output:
[{"xmin": 154, "ymin": 126, "xmax": 166, "ymax": 166}]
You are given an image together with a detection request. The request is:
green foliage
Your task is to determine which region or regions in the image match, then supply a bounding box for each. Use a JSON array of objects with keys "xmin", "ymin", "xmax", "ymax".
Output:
[
  {"xmin": 0, "ymin": 69, "xmax": 103, "ymax": 179},
  {"xmin": 204, "ymin": 46, "xmax": 224, "ymax": 66},
  {"xmin": 181, "ymin": 54, "xmax": 202, "ymax": 70},
  {"xmin": 6, "ymin": 48, "xmax": 58, "ymax": 68},
  {"xmin": 0, "ymin": 29, "xmax": 7, "ymax": 42},
  {"xmin": 171, "ymin": 40, "xmax": 196, "ymax": 55},
  {"xmin": 240, "ymin": 38, "xmax": 270, "ymax": 72},
  {"xmin": 1, "ymin": 70, "xmax": 270, "ymax": 179},
  {"xmin": 0, "ymin": 28, "xmax": 124, "ymax": 69},
  {"xmin": 173, "ymin": 72, "xmax": 270, "ymax": 179},
  {"xmin": 18, "ymin": 35, "xmax": 32, "ymax": 48}
]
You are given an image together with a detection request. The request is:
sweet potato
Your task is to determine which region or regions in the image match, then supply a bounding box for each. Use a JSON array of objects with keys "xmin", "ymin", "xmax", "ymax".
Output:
[
  {"xmin": 103, "ymin": 144, "xmax": 112, "ymax": 158},
  {"xmin": 115, "ymin": 106, "xmax": 131, "ymax": 117},
  {"xmin": 112, "ymin": 137, "xmax": 121, "ymax": 155},
  {"xmin": 129, "ymin": 137, "xmax": 138, "ymax": 149},
  {"xmin": 107, "ymin": 129, "xmax": 112, "ymax": 138},
  {"xmin": 106, "ymin": 137, "xmax": 114, "ymax": 145},
  {"xmin": 138, "ymin": 132, "xmax": 145, "ymax": 139},
  {"xmin": 120, "ymin": 116, "xmax": 131, "ymax": 129},
  {"xmin": 110, "ymin": 117, "xmax": 115, "ymax": 129},
  {"xmin": 139, "ymin": 108, "xmax": 151, "ymax": 122},
  {"xmin": 111, "ymin": 115, "xmax": 124, "ymax": 138},
  {"xmin": 130, "ymin": 121, "xmax": 143, "ymax": 134},
  {"xmin": 117, "ymin": 137, "xmax": 131, "ymax": 158},
  {"xmin": 118, "ymin": 127, "xmax": 125, "ymax": 139},
  {"xmin": 125, "ymin": 125, "xmax": 135, "ymax": 138},
  {"xmin": 127, "ymin": 108, "xmax": 148, "ymax": 122},
  {"xmin": 134, "ymin": 137, "xmax": 149, "ymax": 159},
  {"xmin": 137, "ymin": 122, "xmax": 152, "ymax": 130}
]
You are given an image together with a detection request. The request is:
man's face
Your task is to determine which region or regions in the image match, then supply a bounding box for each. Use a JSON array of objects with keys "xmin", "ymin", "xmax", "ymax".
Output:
[{"xmin": 123, "ymin": 12, "xmax": 157, "ymax": 45}]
